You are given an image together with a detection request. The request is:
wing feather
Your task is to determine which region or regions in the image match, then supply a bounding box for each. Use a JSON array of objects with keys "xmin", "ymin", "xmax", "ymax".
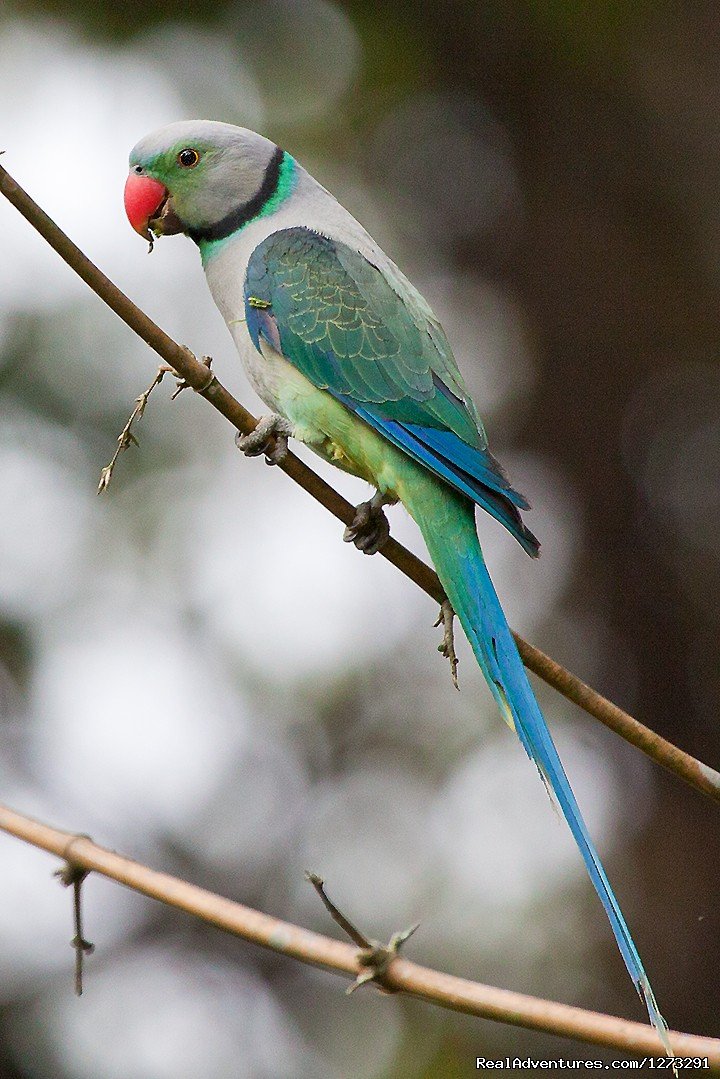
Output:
[{"xmin": 245, "ymin": 226, "xmax": 539, "ymax": 555}]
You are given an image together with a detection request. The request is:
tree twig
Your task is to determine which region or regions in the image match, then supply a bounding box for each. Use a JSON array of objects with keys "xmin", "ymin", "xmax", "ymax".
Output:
[
  {"xmin": 97, "ymin": 364, "xmax": 169, "ymax": 493},
  {"xmin": 54, "ymin": 861, "xmax": 94, "ymax": 995},
  {"xmin": 305, "ymin": 871, "xmax": 370, "ymax": 948},
  {"xmin": 0, "ymin": 803, "xmax": 717, "ymax": 1063},
  {"xmin": 1, "ymin": 161, "xmax": 719, "ymax": 805}
]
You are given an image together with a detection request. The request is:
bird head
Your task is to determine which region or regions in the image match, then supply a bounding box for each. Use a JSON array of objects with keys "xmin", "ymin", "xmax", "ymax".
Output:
[{"xmin": 124, "ymin": 120, "xmax": 281, "ymax": 245}]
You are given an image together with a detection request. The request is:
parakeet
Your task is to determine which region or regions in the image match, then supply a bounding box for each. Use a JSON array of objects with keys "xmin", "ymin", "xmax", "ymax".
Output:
[{"xmin": 124, "ymin": 121, "xmax": 670, "ymax": 1049}]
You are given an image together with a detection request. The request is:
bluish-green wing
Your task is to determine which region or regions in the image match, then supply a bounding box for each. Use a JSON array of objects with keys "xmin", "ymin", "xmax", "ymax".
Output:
[{"xmin": 245, "ymin": 227, "xmax": 538, "ymax": 555}]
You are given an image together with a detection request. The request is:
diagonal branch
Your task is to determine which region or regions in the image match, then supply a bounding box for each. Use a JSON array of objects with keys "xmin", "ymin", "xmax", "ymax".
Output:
[
  {"xmin": 0, "ymin": 803, "xmax": 718, "ymax": 1063},
  {"xmin": 1, "ymin": 162, "xmax": 719, "ymax": 805}
]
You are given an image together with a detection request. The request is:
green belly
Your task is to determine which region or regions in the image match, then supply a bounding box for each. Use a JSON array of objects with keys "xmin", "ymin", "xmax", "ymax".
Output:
[{"xmin": 276, "ymin": 374, "xmax": 419, "ymax": 504}]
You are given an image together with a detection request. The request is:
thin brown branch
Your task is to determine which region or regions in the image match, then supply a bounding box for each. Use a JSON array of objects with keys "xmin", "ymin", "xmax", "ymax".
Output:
[
  {"xmin": 0, "ymin": 804, "xmax": 717, "ymax": 1063},
  {"xmin": 1, "ymin": 162, "xmax": 719, "ymax": 805},
  {"xmin": 305, "ymin": 871, "xmax": 371, "ymax": 948}
]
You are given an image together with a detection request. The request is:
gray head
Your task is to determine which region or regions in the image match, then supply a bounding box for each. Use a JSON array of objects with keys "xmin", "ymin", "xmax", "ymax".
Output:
[{"xmin": 125, "ymin": 120, "xmax": 288, "ymax": 243}]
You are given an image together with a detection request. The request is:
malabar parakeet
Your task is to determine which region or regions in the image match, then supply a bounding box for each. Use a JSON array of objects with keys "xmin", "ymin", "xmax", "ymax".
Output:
[{"xmin": 124, "ymin": 121, "xmax": 670, "ymax": 1049}]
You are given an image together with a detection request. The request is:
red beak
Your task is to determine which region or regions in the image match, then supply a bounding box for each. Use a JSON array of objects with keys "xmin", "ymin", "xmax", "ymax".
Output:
[{"xmin": 124, "ymin": 172, "xmax": 167, "ymax": 238}]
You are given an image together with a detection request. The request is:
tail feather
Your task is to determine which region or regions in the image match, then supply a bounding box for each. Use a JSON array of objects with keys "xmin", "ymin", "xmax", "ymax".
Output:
[{"xmin": 409, "ymin": 489, "xmax": 672, "ymax": 1057}]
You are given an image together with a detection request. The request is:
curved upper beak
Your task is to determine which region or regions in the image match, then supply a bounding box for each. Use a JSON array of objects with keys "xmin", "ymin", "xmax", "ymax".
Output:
[
  {"xmin": 124, "ymin": 172, "xmax": 185, "ymax": 241},
  {"xmin": 124, "ymin": 172, "xmax": 167, "ymax": 239}
]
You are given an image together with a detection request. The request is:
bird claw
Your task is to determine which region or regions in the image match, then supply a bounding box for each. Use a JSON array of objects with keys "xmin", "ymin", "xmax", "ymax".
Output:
[
  {"xmin": 343, "ymin": 492, "xmax": 391, "ymax": 555},
  {"xmin": 435, "ymin": 599, "xmax": 459, "ymax": 689},
  {"xmin": 235, "ymin": 414, "xmax": 293, "ymax": 466}
]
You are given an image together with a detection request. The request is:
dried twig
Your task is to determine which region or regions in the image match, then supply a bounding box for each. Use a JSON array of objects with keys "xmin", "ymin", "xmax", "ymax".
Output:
[
  {"xmin": 305, "ymin": 871, "xmax": 370, "ymax": 948},
  {"xmin": 0, "ymin": 804, "xmax": 717, "ymax": 1063},
  {"xmin": 97, "ymin": 365, "xmax": 170, "ymax": 493},
  {"xmin": 434, "ymin": 600, "xmax": 459, "ymax": 690},
  {"xmin": 96, "ymin": 356, "xmax": 214, "ymax": 492},
  {"xmin": 1, "ymin": 161, "xmax": 719, "ymax": 805},
  {"xmin": 54, "ymin": 860, "xmax": 94, "ymax": 995}
]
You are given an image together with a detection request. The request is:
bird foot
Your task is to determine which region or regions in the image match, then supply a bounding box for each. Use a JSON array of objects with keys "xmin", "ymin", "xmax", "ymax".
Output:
[
  {"xmin": 343, "ymin": 492, "xmax": 391, "ymax": 555},
  {"xmin": 235, "ymin": 413, "xmax": 293, "ymax": 466},
  {"xmin": 435, "ymin": 599, "xmax": 459, "ymax": 689}
]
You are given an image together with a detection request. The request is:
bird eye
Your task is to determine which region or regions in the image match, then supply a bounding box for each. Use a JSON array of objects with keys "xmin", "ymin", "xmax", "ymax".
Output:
[{"xmin": 177, "ymin": 148, "xmax": 200, "ymax": 168}]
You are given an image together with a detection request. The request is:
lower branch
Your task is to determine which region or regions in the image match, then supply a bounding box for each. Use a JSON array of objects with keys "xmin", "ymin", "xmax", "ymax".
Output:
[{"xmin": 0, "ymin": 803, "xmax": 717, "ymax": 1064}]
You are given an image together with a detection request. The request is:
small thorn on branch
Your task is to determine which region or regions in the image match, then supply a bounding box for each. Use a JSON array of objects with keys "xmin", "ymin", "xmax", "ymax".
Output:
[
  {"xmin": 54, "ymin": 861, "xmax": 94, "ymax": 996},
  {"xmin": 306, "ymin": 871, "xmax": 419, "ymax": 994}
]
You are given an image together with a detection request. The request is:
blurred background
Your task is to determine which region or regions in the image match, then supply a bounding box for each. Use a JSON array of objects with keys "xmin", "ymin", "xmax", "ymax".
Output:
[{"xmin": 0, "ymin": 1, "xmax": 718, "ymax": 1075}]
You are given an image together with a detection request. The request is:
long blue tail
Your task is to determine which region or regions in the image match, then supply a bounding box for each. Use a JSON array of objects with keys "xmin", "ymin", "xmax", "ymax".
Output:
[{"xmin": 409, "ymin": 488, "xmax": 671, "ymax": 1054}]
